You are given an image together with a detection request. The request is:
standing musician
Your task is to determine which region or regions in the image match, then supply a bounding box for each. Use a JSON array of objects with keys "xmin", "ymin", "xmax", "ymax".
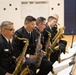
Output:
[
  {"xmin": 12, "ymin": 16, "xmax": 53, "ymax": 75},
  {"xmin": 0, "ymin": 21, "xmax": 15, "ymax": 75},
  {"xmin": 43, "ymin": 16, "xmax": 67, "ymax": 64}
]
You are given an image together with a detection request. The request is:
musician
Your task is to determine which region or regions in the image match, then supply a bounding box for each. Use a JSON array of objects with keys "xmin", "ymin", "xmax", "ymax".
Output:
[
  {"xmin": 43, "ymin": 16, "xmax": 67, "ymax": 64},
  {"xmin": 12, "ymin": 16, "xmax": 53, "ymax": 75},
  {"xmin": 52, "ymin": 14, "xmax": 67, "ymax": 54},
  {"xmin": 12, "ymin": 16, "xmax": 37, "ymax": 75},
  {"xmin": 33, "ymin": 17, "xmax": 53, "ymax": 75},
  {"xmin": 0, "ymin": 21, "xmax": 15, "ymax": 75}
]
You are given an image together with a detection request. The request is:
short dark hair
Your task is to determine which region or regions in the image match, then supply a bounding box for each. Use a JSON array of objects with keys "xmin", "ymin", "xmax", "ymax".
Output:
[
  {"xmin": 24, "ymin": 15, "xmax": 36, "ymax": 23},
  {"xmin": 36, "ymin": 17, "xmax": 46, "ymax": 25},
  {"xmin": 0, "ymin": 21, "xmax": 13, "ymax": 30},
  {"xmin": 47, "ymin": 16, "xmax": 56, "ymax": 22}
]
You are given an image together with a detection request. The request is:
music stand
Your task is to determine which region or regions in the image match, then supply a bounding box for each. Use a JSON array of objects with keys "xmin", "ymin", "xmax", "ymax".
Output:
[{"xmin": 70, "ymin": 30, "xmax": 74, "ymax": 48}]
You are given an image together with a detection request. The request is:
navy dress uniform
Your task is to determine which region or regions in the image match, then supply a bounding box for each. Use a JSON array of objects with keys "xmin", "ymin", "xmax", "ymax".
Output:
[
  {"xmin": 43, "ymin": 25, "xmax": 67, "ymax": 64},
  {"xmin": 0, "ymin": 34, "xmax": 16, "ymax": 75},
  {"xmin": 12, "ymin": 26, "xmax": 53, "ymax": 75}
]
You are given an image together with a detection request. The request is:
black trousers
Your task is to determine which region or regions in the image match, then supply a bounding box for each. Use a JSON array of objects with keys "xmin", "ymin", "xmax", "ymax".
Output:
[
  {"xmin": 22, "ymin": 58, "xmax": 37, "ymax": 75},
  {"xmin": 37, "ymin": 58, "xmax": 53, "ymax": 75},
  {"xmin": 22, "ymin": 57, "xmax": 53, "ymax": 75},
  {"xmin": 50, "ymin": 50, "xmax": 59, "ymax": 64},
  {"xmin": 50, "ymin": 40, "xmax": 67, "ymax": 64},
  {"xmin": 59, "ymin": 40, "xmax": 67, "ymax": 54}
]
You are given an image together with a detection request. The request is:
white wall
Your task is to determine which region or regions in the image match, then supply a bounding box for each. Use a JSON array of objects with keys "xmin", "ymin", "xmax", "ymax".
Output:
[
  {"xmin": 49, "ymin": 0, "xmax": 64, "ymax": 26},
  {"xmin": 0, "ymin": 0, "xmax": 64, "ymax": 30}
]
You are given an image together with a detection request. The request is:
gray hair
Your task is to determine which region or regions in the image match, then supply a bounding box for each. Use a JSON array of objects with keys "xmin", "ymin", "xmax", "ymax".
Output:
[
  {"xmin": 36, "ymin": 17, "xmax": 46, "ymax": 25},
  {"xmin": 0, "ymin": 21, "xmax": 13, "ymax": 30}
]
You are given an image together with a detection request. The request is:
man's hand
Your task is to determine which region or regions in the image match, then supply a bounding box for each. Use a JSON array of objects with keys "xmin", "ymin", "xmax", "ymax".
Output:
[
  {"xmin": 43, "ymin": 51, "xmax": 47, "ymax": 55},
  {"xmin": 22, "ymin": 57, "xmax": 26, "ymax": 63},
  {"xmin": 47, "ymin": 42, "xmax": 51, "ymax": 47},
  {"xmin": 5, "ymin": 72, "xmax": 13, "ymax": 75},
  {"xmin": 16, "ymin": 56, "xmax": 26, "ymax": 64},
  {"xmin": 38, "ymin": 44, "xmax": 42, "ymax": 50},
  {"xmin": 30, "ymin": 55, "xmax": 37, "ymax": 60}
]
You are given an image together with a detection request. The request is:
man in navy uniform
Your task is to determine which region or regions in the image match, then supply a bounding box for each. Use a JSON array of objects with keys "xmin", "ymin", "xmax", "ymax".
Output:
[
  {"xmin": 43, "ymin": 16, "xmax": 67, "ymax": 64},
  {"xmin": 12, "ymin": 16, "xmax": 37, "ymax": 75},
  {"xmin": 12, "ymin": 16, "xmax": 53, "ymax": 75},
  {"xmin": 0, "ymin": 21, "xmax": 15, "ymax": 75}
]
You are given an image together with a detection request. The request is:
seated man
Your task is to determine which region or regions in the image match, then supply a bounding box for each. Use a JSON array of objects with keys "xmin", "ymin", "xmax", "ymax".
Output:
[
  {"xmin": 43, "ymin": 16, "xmax": 67, "ymax": 64},
  {"xmin": 12, "ymin": 16, "xmax": 53, "ymax": 75},
  {"xmin": 0, "ymin": 21, "xmax": 15, "ymax": 75}
]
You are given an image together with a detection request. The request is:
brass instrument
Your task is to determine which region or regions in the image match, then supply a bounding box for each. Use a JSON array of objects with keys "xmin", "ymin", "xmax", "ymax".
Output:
[
  {"xmin": 50, "ymin": 26, "xmax": 65, "ymax": 63},
  {"xmin": 52, "ymin": 27, "xmax": 64, "ymax": 41},
  {"xmin": 45, "ymin": 30, "xmax": 53, "ymax": 61},
  {"xmin": 44, "ymin": 30, "xmax": 56, "ymax": 74},
  {"xmin": 20, "ymin": 66, "xmax": 30, "ymax": 75},
  {"xmin": 51, "ymin": 27, "xmax": 65, "ymax": 49},
  {"xmin": 35, "ymin": 31, "xmax": 44, "ymax": 67},
  {"xmin": 13, "ymin": 35, "xmax": 30, "ymax": 75}
]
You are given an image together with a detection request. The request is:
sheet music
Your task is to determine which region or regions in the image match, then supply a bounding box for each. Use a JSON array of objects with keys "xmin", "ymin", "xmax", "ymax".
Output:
[{"xmin": 48, "ymin": 42, "xmax": 76, "ymax": 75}]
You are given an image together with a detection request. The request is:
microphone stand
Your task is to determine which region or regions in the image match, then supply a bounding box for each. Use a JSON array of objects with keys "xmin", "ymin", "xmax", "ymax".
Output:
[{"xmin": 70, "ymin": 30, "xmax": 74, "ymax": 48}]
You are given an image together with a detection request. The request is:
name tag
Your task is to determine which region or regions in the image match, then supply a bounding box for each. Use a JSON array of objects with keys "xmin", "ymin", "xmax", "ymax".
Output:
[
  {"xmin": 35, "ymin": 39, "xmax": 38, "ymax": 42},
  {"xmin": 4, "ymin": 49, "xmax": 9, "ymax": 52}
]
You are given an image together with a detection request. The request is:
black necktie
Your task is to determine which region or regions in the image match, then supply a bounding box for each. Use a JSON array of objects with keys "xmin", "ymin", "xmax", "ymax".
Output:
[
  {"xmin": 28, "ymin": 33, "xmax": 31, "ymax": 40},
  {"xmin": 7, "ymin": 40, "xmax": 13, "ymax": 55},
  {"xmin": 8, "ymin": 40, "xmax": 11, "ymax": 44},
  {"xmin": 8, "ymin": 41, "xmax": 12, "ymax": 49}
]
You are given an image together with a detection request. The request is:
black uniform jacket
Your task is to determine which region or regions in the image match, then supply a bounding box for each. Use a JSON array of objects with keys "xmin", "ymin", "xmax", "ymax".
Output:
[
  {"xmin": 43, "ymin": 25, "xmax": 55, "ymax": 44},
  {"xmin": 12, "ymin": 26, "xmax": 38, "ymax": 57},
  {"xmin": 0, "ymin": 34, "xmax": 15, "ymax": 75}
]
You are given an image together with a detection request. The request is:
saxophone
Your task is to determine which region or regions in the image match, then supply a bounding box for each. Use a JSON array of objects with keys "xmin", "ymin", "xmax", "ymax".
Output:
[
  {"xmin": 35, "ymin": 31, "xmax": 44, "ymax": 67},
  {"xmin": 44, "ymin": 30, "xmax": 56, "ymax": 74},
  {"xmin": 52, "ymin": 27, "xmax": 64, "ymax": 41},
  {"xmin": 50, "ymin": 26, "xmax": 65, "ymax": 63},
  {"xmin": 13, "ymin": 35, "xmax": 30, "ymax": 75},
  {"xmin": 45, "ymin": 30, "xmax": 53, "ymax": 61},
  {"xmin": 50, "ymin": 27, "xmax": 65, "ymax": 49}
]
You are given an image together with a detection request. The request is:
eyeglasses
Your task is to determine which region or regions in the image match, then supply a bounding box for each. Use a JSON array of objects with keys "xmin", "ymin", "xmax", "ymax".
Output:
[
  {"xmin": 5, "ymin": 28, "xmax": 15, "ymax": 31},
  {"xmin": 41, "ymin": 23, "xmax": 46, "ymax": 26}
]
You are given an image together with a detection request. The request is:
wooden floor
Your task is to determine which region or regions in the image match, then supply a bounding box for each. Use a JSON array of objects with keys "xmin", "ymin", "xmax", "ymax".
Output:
[{"xmin": 64, "ymin": 35, "xmax": 76, "ymax": 52}]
